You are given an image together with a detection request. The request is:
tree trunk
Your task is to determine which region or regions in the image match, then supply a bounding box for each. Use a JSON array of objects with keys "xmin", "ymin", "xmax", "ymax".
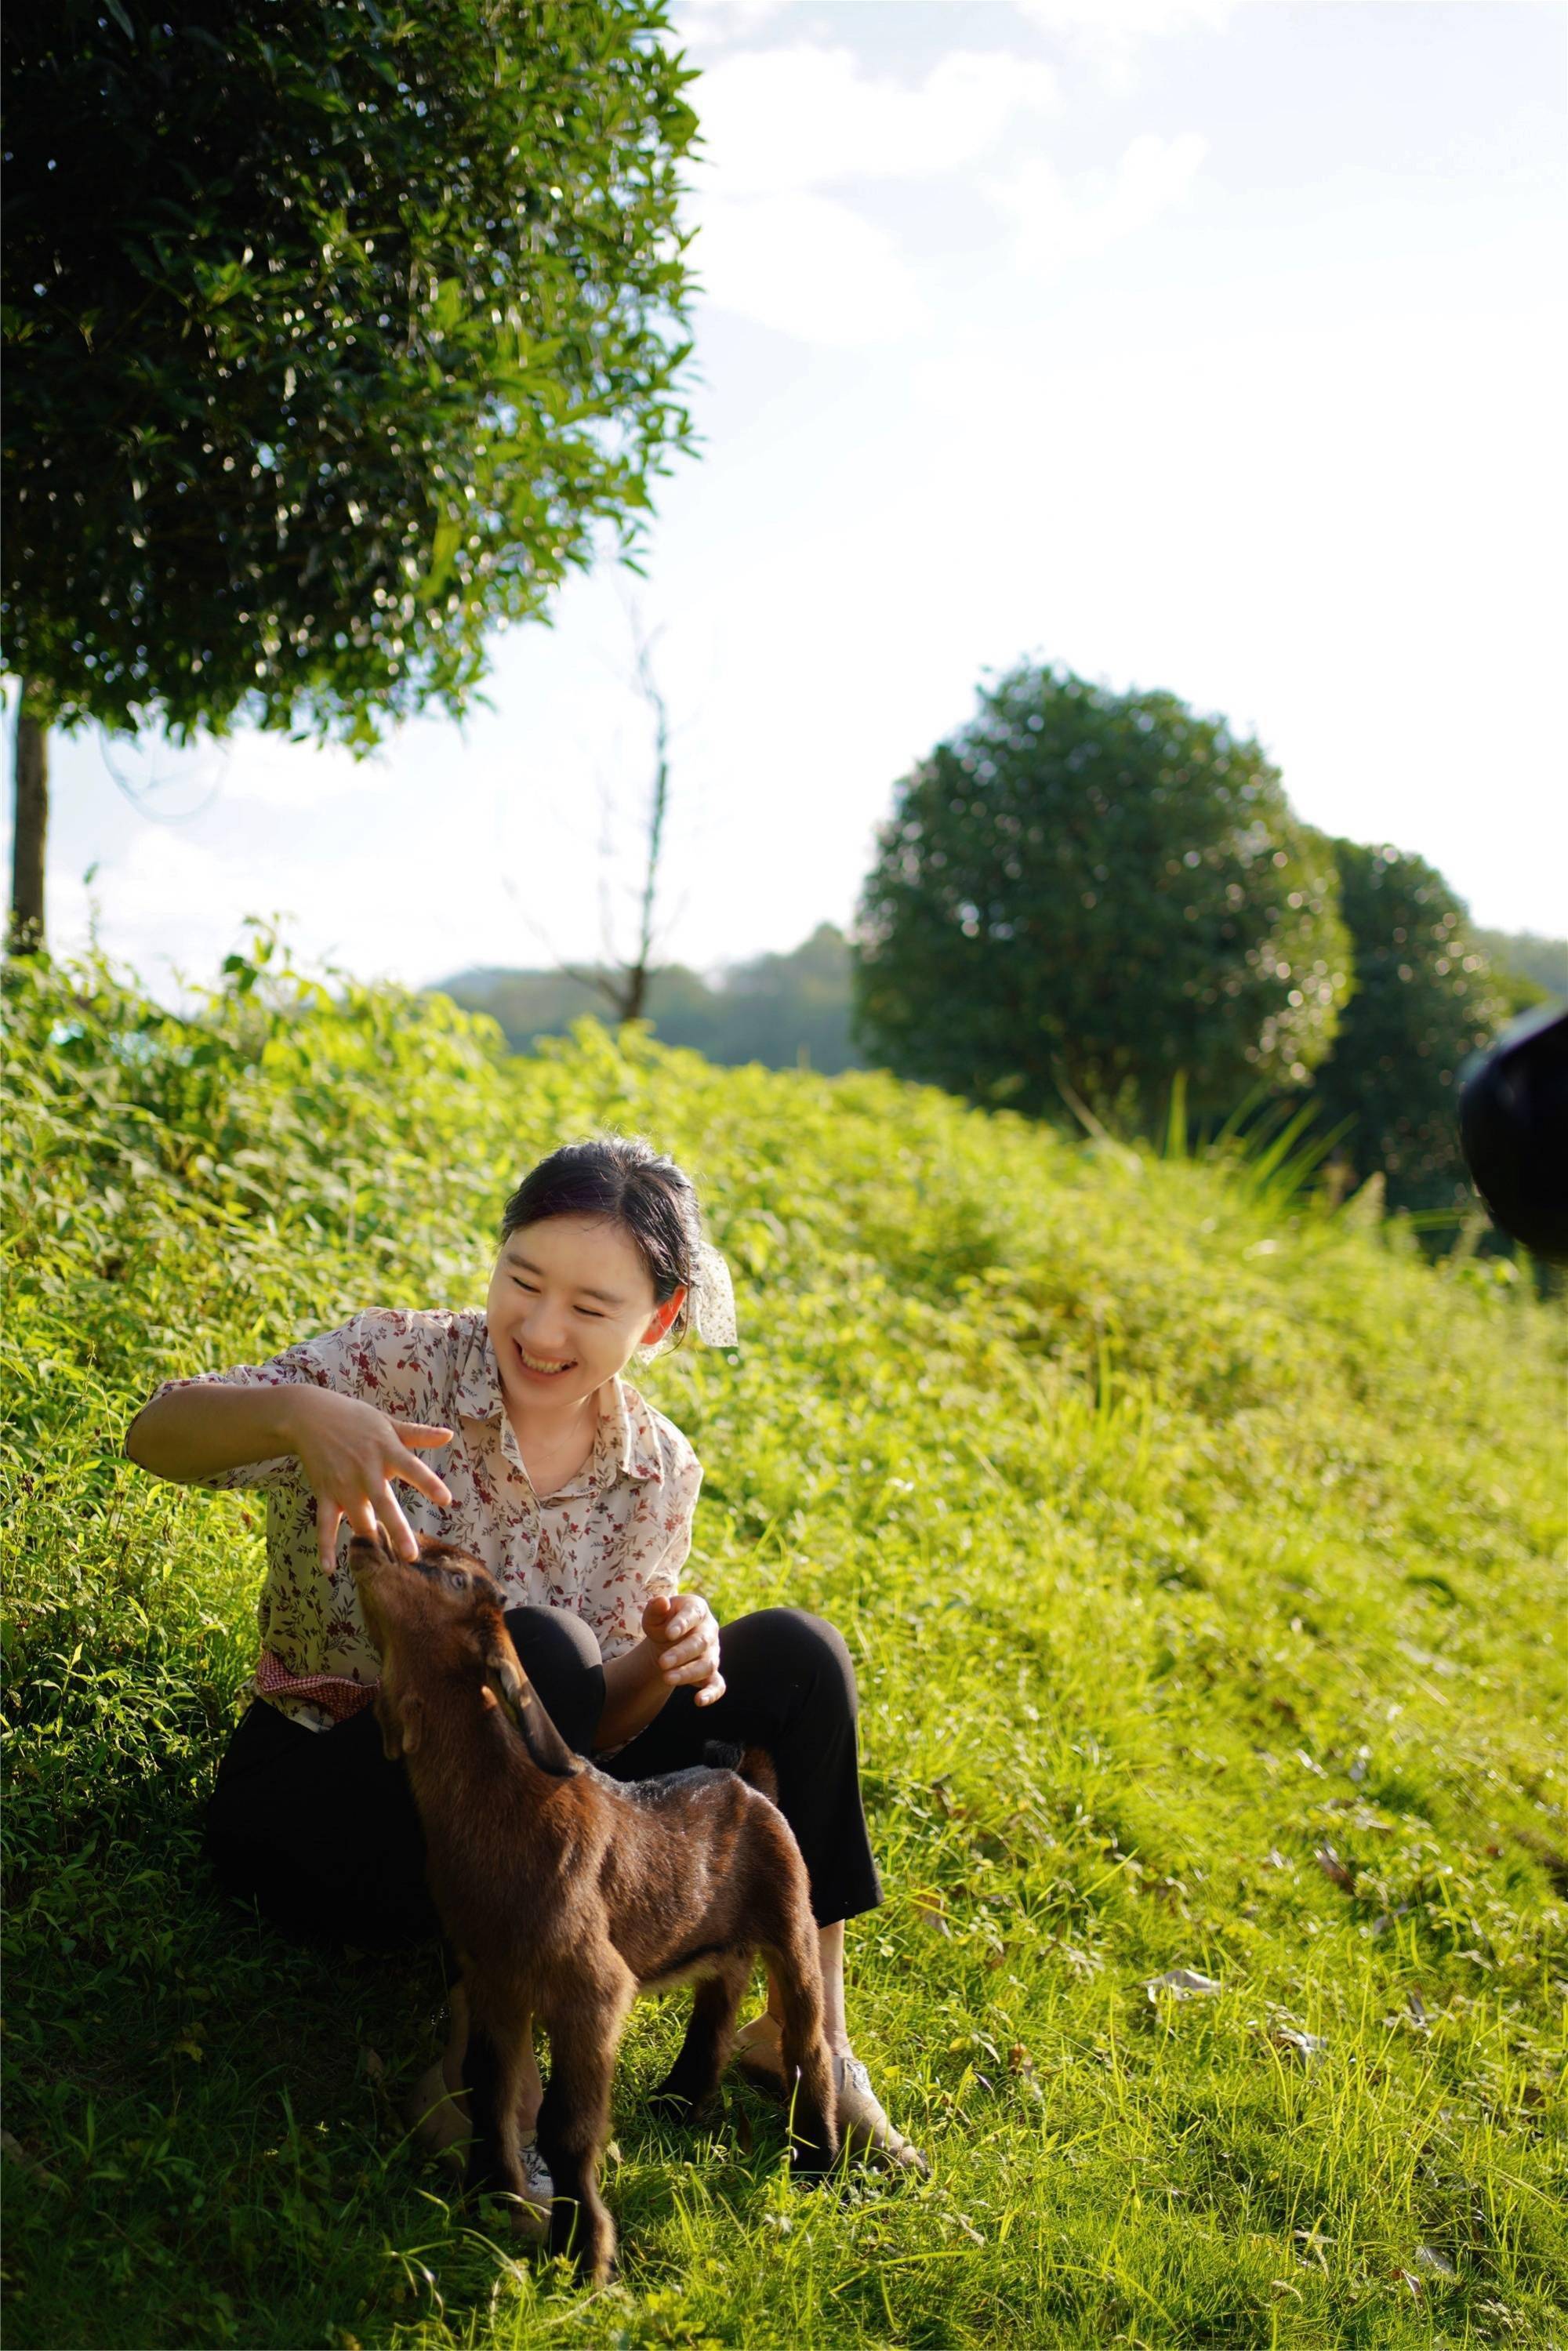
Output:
[
  {"xmin": 621, "ymin": 963, "xmax": 648, "ymax": 1023},
  {"xmin": 9, "ymin": 682, "xmax": 49, "ymax": 956}
]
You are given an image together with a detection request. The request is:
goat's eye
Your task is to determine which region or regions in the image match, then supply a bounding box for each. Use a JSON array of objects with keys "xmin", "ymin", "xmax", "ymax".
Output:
[{"xmin": 446, "ymin": 1569, "xmax": 466, "ymax": 1591}]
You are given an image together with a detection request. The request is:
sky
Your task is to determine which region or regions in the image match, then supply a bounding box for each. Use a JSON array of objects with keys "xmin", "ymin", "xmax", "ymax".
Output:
[{"xmin": 7, "ymin": 0, "xmax": 1565, "ymax": 1008}]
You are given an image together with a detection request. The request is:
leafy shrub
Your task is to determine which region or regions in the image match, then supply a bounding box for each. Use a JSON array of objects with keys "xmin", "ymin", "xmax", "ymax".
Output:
[
  {"xmin": 1308, "ymin": 840, "xmax": 1509, "ymax": 1213},
  {"xmin": 853, "ymin": 661, "xmax": 1352, "ymax": 1130}
]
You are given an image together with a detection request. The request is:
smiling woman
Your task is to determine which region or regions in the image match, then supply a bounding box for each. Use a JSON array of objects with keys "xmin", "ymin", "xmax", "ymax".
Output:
[{"xmin": 120, "ymin": 1132, "xmax": 927, "ymax": 2200}]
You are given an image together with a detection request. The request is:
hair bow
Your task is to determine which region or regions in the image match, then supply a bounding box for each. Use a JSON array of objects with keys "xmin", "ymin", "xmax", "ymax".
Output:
[{"xmin": 688, "ymin": 1239, "xmax": 738, "ymax": 1348}]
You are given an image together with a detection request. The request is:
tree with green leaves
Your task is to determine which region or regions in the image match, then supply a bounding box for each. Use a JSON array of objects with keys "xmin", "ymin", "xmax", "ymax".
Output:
[
  {"xmin": 852, "ymin": 660, "xmax": 1351, "ymax": 1130},
  {"xmin": 2, "ymin": 0, "xmax": 699, "ymax": 949},
  {"xmin": 1309, "ymin": 839, "xmax": 1508, "ymax": 1214}
]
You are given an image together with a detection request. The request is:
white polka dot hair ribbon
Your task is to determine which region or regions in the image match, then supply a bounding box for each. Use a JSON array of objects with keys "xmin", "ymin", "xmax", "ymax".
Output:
[{"xmin": 689, "ymin": 1240, "xmax": 738, "ymax": 1347}]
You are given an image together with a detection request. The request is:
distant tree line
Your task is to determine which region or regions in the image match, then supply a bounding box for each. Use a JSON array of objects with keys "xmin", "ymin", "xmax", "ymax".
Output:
[
  {"xmin": 444, "ymin": 659, "xmax": 1561, "ymax": 1226},
  {"xmin": 436, "ymin": 923, "xmax": 862, "ymax": 1074}
]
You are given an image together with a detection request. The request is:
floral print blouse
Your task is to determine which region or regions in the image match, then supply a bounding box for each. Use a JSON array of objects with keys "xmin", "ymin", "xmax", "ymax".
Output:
[{"xmin": 136, "ymin": 1307, "xmax": 703, "ymax": 1734}]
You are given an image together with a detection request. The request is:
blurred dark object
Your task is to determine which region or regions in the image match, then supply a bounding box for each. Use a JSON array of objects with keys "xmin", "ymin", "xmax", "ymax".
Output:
[{"xmin": 1458, "ymin": 1003, "xmax": 1568, "ymax": 1261}]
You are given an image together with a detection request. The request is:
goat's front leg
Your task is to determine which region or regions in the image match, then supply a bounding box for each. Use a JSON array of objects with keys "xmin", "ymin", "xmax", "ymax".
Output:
[
  {"xmin": 648, "ymin": 1956, "xmax": 750, "ymax": 2123},
  {"xmin": 461, "ymin": 1980, "xmax": 539, "ymax": 2228},
  {"xmin": 535, "ymin": 1978, "xmax": 633, "ymax": 2284}
]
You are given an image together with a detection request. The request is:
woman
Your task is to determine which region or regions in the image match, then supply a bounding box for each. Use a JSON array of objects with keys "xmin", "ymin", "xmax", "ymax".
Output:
[{"xmin": 123, "ymin": 1134, "xmax": 927, "ymax": 2214}]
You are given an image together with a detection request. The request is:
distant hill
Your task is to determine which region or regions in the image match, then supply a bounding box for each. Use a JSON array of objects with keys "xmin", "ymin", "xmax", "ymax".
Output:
[
  {"xmin": 430, "ymin": 922, "xmax": 865, "ymax": 1072},
  {"xmin": 430, "ymin": 918, "xmax": 1564, "ymax": 1078},
  {"xmin": 1472, "ymin": 927, "xmax": 1568, "ymax": 1008}
]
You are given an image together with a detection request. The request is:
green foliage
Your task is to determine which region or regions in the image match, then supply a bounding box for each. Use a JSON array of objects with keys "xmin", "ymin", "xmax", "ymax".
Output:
[
  {"xmin": 442, "ymin": 924, "xmax": 864, "ymax": 1072},
  {"xmin": 3, "ymin": 931, "xmax": 1565, "ymax": 2349},
  {"xmin": 853, "ymin": 661, "xmax": 1352, "ymax": 1130},
  {"xmin": 1, "ymin": 0, "xmax": 698, "ymax": 745},
  {"xmin": 1308, "ymin": 840, "xmax": 1510, "ymax": 1215},
  {"xmin": 1470, "ymin": 927, "xmax": 1568, "ymax": 1016}
]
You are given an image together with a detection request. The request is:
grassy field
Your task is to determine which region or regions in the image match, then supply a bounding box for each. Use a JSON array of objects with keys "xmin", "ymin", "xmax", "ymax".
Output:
[{"xmin": 3, "ymin": 930, "xmax": 1565, "ymax": 2351}]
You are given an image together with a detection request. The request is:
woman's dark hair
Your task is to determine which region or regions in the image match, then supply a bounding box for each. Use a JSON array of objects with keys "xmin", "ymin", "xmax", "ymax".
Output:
[{"xmin": 499, "ymin": 1136, "xmax": 702, "ymax": 1343}]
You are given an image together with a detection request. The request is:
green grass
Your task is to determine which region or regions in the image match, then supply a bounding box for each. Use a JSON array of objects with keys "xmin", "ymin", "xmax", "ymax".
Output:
[{"xmin": 3, "ymin": 927, "xmax": 1565, "ymax": 2350}]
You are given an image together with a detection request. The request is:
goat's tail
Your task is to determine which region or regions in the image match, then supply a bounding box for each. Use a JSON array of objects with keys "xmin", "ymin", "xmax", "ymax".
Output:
[{"xmin": 703, "ymin": 1739, "xmax": 779, "ymax": 1803}]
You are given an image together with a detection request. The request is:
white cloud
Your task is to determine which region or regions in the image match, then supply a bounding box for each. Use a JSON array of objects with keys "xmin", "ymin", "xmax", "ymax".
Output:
[
  {"xmin": 686, "ymin": 42, "xmax": 1059, "ymax": 343},
  {"xmin": 692, "ymin": 43, "xmax": 1060, "ymax": 197},
  {"xmin": 673, "ymin": 0, "xmax": 795, "ymax": 49},
  {"xmin": 1013, "ymin": 0, "xmax": 1243, "ymax": 88},
  {"xmin": 216, "ymin": 730, "xmax": 379, "ymax": 811},
  {"xmin": 692, "ymin": 190, "xmax": 930, "ymax": 344},
  {"xmin": 985, "ymin": 131, "xmax": 1209, "ymax": 274},
  {"xmin": 49, "ymin": 825, "xmax": 254, "ymax": 999},
  {"xmin": 83, "ymin": 720, "xmax": 377, "ymax": 814}
]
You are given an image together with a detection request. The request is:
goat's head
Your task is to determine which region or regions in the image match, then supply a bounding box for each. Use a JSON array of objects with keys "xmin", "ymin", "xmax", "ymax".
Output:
[{"xmin": 347, "ymin": 1532, "xmax": 578, "ymax": 1776}]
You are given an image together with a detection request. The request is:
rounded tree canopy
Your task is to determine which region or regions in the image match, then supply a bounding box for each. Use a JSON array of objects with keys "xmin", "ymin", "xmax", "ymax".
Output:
[
  {"xmin": 2, "ymin": 0, "xmax": 699, "ymax": 745},
  {"xmin": 1311, "ymin": 837, "xmax": 1508, "ymax": 1213},
  {"xmin": 853, "ymin": 661, "xmax": 1352, "ymax": 1128}
]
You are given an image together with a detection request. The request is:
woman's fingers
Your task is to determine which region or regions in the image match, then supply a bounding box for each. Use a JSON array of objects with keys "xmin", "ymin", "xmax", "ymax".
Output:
[
  {"xmin": 657, "ymin": 1598, "xmax": 711, "ymax": 1645},
  {"xmin": 390, "ymin": 1424, "xmax": 455, "ymax": 1511},
  {"xmin": 694, "ymin": 1674, "xmax": 727, "ymax": 1707},
  {"xmin": 399, "ymin": 1448, "xmax": 453, "ymax": 1504},
  {"xmin": 376, "ymin": 1480, "xmax": 419, "ymax": 1562},
  {"xmin": 660, "ymin": 1638, "xmax": 723, "ymax": 1689},
  {"xmin": 318, "ymin": 1486, "xmax": 421, "ymax": 1572},
  {"xmin": 658, "ymin": 1631, "xmax": 710, "ymax": 1672},
  {"xmin": 396, "ymin": 1422, "xmax": 454, "ymax": 1449},
  {"xmin": 346, "ymin": 1495, "xmax": 383, "ymax": 1550},
  {"xmin": 664, "ymin": 1655, "xmax": 722, "ymax": 1690}
]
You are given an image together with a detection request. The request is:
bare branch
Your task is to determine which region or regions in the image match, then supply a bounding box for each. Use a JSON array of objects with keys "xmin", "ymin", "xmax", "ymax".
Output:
[
  {"xmin": 500, "ymin": 604, "xmax": 682, "ymax": 1029},
  {"xmin": 622, "ymin": 612, "xmax": 671, "ymax": 1025}
]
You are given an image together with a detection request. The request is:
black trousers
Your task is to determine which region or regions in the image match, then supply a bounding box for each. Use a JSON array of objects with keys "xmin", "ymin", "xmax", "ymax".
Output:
[{"xmin": 203, "ymin": 1605, "xmax": 882, "ymax": 1951}]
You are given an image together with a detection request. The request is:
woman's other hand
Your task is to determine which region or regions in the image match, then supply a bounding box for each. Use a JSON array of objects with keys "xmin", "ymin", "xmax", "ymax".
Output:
[
  {"xmin": 641, "ymin": 1591, "xmax": 725, "ymax": 1707},
  {"xmin": 282, "ymin": 1388, "xmax": 454, "ymax": 1572}
]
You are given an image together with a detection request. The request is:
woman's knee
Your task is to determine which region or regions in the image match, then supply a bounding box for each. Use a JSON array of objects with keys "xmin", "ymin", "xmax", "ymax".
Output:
[
  {"xmin": 503, "ymin": 1604, "xmax": 605, "ymax": 1753},
  {"xmin": 720, "ymin": 1606, "xmax": 858, "ymax": 1718},
  {"xmin": 503, "ymin": 1603, "xmax": 604, "ymax": 1671}
]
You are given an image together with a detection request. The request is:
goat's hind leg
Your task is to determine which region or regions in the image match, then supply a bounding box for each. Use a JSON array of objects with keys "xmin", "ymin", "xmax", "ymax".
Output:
[
  {"xmin": 761, "ymin": 1900, "xmax": 838, "ymax": 2178},
  {"xmin": 648, "ymin": 1955, "xmax": 750, "ymax": 2124}
]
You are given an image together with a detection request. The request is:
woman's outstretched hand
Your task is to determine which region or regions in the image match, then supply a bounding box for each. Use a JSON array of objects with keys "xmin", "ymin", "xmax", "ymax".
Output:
[
  {"xmin": 641, "ymin": 1591, "xmax": 726, "ymax": 1707},
  {"xmin": 283, "ymin": 1388, "xmax": 454, "ymax": 1573}
]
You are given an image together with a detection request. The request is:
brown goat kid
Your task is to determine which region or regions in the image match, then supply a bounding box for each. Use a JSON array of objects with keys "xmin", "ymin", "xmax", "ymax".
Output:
[{"xmin": 348, "ymin": 1533, "xmax": 838, "ymax": 2280}]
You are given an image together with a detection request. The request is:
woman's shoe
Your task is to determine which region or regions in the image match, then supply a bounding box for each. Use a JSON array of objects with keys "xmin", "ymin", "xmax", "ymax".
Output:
[
  {"xmin": 833, "ymin": 2052, "xmax": 931, "ymax": 2175},
  {"xmin": 732, "ymin": 2012, "xmax": 793, "ymax": 2099},
  {"xmin": 402, "ymin": 2059, "xmax": 555, "ymax": 2231},
  {"xmin": 513, "ymin": 2135, "xmax": 554, "ymax": 2239},
  {"xmin": 731, "ymin": 2014, "xmax": 931, "ymax": 2175},
  {"xmin": 403, "ymin": 2057, "xmax": 469, "ymax": 2171}
]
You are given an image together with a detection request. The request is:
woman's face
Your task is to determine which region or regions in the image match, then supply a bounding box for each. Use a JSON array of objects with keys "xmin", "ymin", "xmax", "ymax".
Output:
[{"xmin": 486, "ymin": 1214, "xmax": 684, "ymax": 1412}]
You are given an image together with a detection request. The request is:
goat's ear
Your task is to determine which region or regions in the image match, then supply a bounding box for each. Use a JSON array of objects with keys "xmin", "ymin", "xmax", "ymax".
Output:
[
  {"xmin": 373, "ymin": 1693, "xmax": 408, "ymax": 1768},
  {"xmin": 482, "ymin": 1642, "xmax": 529, "ymax": 1721},
  {"xmin": 481, "ymin": 1627, "xmax": 582, "ymax": 1779},
  {"xmin": 374, "ymin": 1683, "xmax": 422, "ymax": 1761}
]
